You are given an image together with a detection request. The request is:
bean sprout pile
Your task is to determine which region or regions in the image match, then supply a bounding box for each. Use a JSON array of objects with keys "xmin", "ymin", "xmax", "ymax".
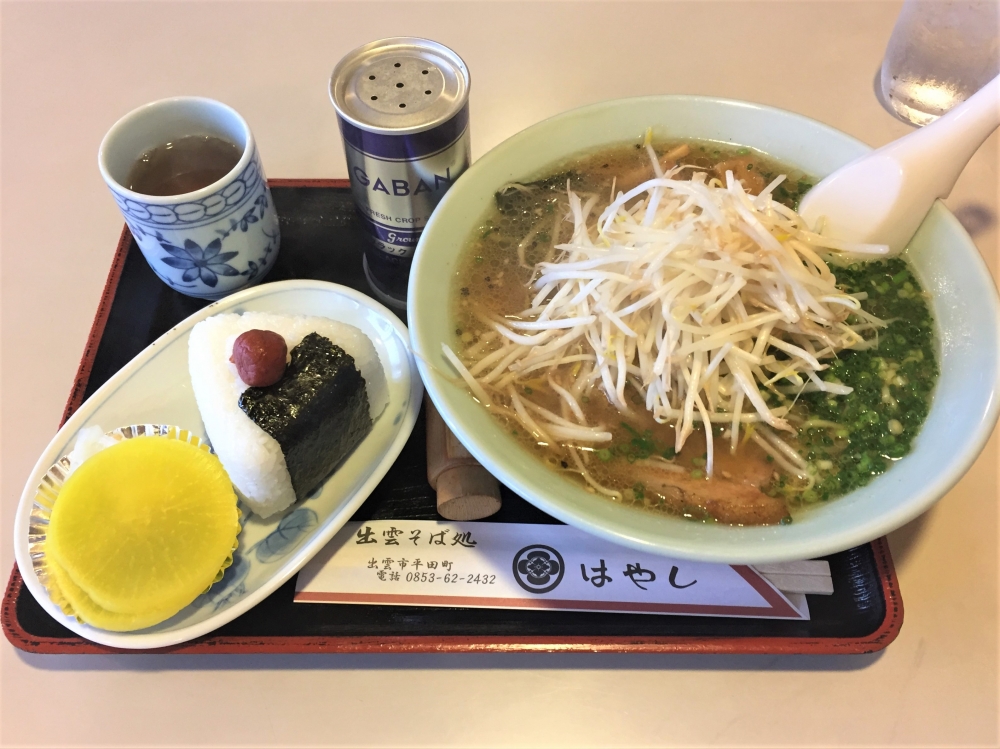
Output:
[{"xmin": 444, "ymin": 141, "xmax": 890, "ymax": 490}]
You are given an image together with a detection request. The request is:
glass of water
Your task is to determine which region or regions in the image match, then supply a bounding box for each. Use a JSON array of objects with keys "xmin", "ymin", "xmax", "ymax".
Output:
[{"xmin": 881, "ymin": 0, "xmax": 1000, "ymax": 126}]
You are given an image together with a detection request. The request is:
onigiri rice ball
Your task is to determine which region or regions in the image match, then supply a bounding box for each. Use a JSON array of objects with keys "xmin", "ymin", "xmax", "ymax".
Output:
[{"xmin": 188, "ymin": 312, "xmax": 388, "ymax": 518}]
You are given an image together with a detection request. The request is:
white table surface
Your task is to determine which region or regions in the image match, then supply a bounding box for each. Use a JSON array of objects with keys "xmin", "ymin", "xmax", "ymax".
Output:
[{"xmin": 2, "ymin": 2, "xmax": 997, "ymax": 747}]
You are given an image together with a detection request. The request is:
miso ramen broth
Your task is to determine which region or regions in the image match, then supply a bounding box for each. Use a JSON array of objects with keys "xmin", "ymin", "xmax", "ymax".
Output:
[{"xmin": 449, "ymin": 138, "xmax": 937, "ymax": 526}]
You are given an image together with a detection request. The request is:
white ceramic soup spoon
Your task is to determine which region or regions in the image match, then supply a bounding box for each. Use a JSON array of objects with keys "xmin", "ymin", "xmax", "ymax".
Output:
[{"xmin": 799, "ymin": 74, "xmax": 1000, "ymax": 255}]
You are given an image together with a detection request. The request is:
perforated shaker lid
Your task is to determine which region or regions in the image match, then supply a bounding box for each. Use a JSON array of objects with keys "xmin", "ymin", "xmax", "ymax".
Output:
[{"xmin": 329, "ymin": 37, "xmax": 470, "ymax": 135}]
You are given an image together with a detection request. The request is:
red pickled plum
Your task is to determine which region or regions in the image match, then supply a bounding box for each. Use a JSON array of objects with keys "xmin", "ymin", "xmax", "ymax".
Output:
[{"xmin": 230, "ymin": 329, "xmax": 287, "ymax": 386}]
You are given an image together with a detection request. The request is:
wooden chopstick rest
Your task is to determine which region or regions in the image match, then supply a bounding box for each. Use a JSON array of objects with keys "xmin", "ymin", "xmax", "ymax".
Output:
[{"xmin": 425, "ymin": 397, "xmax": 502, "ymax": 521}]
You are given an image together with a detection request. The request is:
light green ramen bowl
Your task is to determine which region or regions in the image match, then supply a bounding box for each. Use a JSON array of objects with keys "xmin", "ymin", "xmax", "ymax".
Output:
[{"xmin": 408, "ymin": 95, "xmax": 1000, "ymax": 563}]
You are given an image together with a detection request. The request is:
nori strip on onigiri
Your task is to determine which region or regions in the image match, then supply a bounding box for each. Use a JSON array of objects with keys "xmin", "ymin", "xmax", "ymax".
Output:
[{"xmin": 238, "ymin": 333, "xmax": 372, "ymax": 501}]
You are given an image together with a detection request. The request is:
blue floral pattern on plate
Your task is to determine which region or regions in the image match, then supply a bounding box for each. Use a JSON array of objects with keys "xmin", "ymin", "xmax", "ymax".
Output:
[
  {"xmin": 193, "ymin": 554, "xmax": 251, "ymax": 612},
  {"xmin": 252, "ymin": 508, "xmax": 319, "ymax": 563},
  {"xmin": 193, "ymin": 507, "xmax": 319, "ymax": 610}
]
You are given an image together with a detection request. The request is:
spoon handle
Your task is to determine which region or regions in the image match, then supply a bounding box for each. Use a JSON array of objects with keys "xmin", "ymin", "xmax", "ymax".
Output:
[
  {"xmin": 799, "ymin": 73, "xmax": 1000, "ymax": 253},
  {"xmin": 884, "ymin": 73, "xmax": 1000, "ymax": 200}
]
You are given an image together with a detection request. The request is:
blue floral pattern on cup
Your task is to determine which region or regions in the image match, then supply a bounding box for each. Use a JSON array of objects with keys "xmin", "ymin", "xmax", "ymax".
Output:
[
  {"xmin": 112, "ymin": 147, "xmax": 280, "ymax": 300},
  {"xmin": 159, "ymin": 237, "xmax": 240, "ymax": 287}
]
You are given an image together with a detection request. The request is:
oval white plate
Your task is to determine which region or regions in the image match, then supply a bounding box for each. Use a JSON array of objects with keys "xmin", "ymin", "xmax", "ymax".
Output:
[{"xmin": 14, "ymin": 279, "xmax": 422, "ymax": 649}]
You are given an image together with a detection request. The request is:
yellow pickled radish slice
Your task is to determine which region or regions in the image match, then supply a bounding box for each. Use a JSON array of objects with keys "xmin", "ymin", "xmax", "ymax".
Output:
[
  {"xmin": 47, "ymin": 436, "xmax": 239, "ymax": 621},
  {"xmin": 48, "ymin": 556, "xmax": 184, "ymax": 632}
]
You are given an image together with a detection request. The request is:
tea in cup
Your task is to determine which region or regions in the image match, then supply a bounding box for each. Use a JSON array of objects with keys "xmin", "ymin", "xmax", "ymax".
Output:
[{"xmin": 99, "ymin": 97, "xmax": 280, "ymax": 300}]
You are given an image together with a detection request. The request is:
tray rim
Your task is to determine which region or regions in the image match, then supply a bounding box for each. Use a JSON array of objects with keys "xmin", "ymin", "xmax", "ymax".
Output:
[{"xmin": 2, "ymin": 178, "xmax": 904, "ymax": 656}]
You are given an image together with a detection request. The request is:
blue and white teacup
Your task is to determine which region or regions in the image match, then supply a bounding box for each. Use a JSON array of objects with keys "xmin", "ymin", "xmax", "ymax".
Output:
[{"xmin": 99, "ymin": 97, "xmax": 280, "ymax": 300}]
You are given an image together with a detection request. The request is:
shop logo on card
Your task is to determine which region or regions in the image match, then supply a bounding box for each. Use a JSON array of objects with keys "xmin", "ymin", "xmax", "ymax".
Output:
[{"xmin": 512, "ymin": 545, "xmax": 565, "ymax": 594}]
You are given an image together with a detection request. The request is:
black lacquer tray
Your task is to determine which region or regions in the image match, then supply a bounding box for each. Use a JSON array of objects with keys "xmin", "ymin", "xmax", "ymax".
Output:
[{"xmin": 2, "ymin": 180, "xmax": 901, "ymax": 654}]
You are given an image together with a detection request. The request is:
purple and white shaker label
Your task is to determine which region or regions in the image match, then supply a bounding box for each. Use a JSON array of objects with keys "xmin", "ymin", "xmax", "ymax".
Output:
[{"xmin": 339, "ymin": 105, "xmax": 471, "ymax": 259}]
